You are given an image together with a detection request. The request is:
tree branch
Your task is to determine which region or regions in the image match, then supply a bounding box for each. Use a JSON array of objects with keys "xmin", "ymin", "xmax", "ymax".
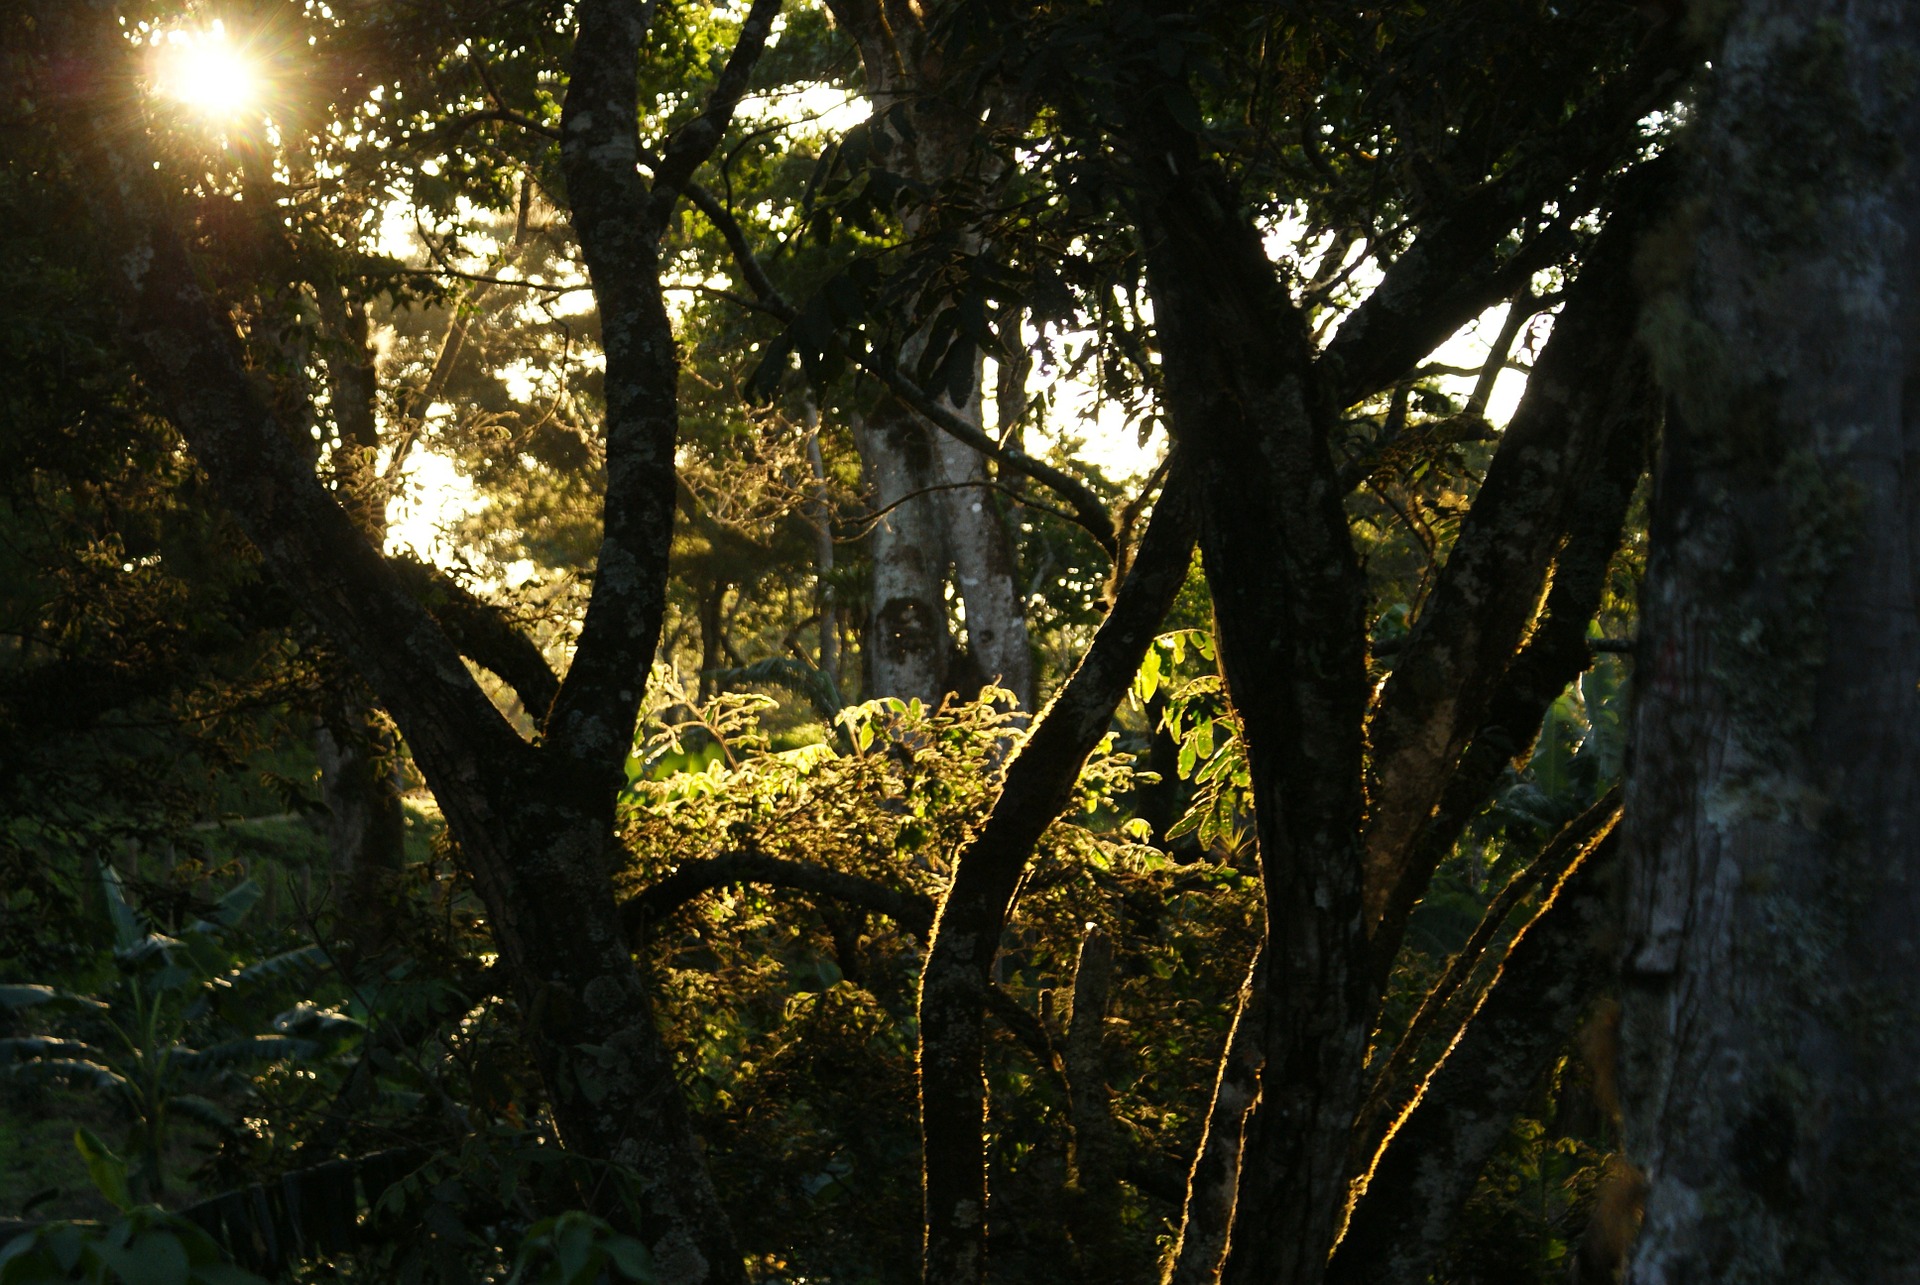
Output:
[
  {"xmin": 1317, "ymin": 47, "xmax": 1694, "ymax": 409},
  {"xmin": 643, "ymin": 0, "xmax": 785, "ymax": 239},
  {"xmin": 1163, "ymin": 943, "xmax": 1266, "ymax": 1285},
  {"xmin": 1368, "ymin": 303, "xmax": 1656, "ymax": 972},
  {"xmin": 386, "ymin": 556, "xmax": 561, "ymax": 721},
  {"xmin": 918, "ymin": 470, "xmax": 1196, "ymax": 1285},
  {"xmin": 621, "ymin": 850, "xmax": 936, "ymax": 942},
  {"xmin": 1361, "ymin": 163, "xmax": 1669, "ymax": 927},
  {"xmin": 548, "ymin": 0, "xmax": 779, "ymax": 773},
  {"xmin": 679, "ymin": 181, "xmax": 1122, "ymax": 555},
  {"xmin": 60, "ymin": 14, "xmax": 525, "ymax": 798},
  {"xmin": 1329, "ymin": 828, "xmax": 1623, "ymax": 1285},
  {"xmin": 1354, "ymin": 790, "xmax": 1621, "ymax": 1166}
]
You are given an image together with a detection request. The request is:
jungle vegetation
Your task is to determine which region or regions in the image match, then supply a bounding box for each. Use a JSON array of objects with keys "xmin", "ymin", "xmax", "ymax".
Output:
[{"xmin": 1, "ymin": 0, "xmax": 1915, "ymax": 1282}]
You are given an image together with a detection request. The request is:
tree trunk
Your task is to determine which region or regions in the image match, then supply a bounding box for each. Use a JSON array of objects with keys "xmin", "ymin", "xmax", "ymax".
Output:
[
  {"xmin": 916, "ymin": 482, "xmax": 1194, "ymax": 1285},
  {"xmin": 1621, "ymin": 3, "xmax": 1920, "ymax": 1280},
  {"xmin": 1124, "ymin": 94, "xmax": 1373, "ymax": 1285},
  {"xmin": 854, "ymin": 407, "xmax": 953, "ymax": 704},
  {"xmin": 937, "ymin": 426, "xmax": 1035, "ymax": 710},
  {"xmin": 314, "ymin": 699, "xmax": 406, "ymax": 924},
  {"xmin": 313, "ymin": 291, "xmax": 407, "ymax": 947},
  {"xmin": 937, "ymin": 373, "xmax": 1035, "ymax": 710},
  {"xmin": 803, "ymin": 405, "xmax": 841, "ymax": 688},
  {"xmin": 51, "ymin": 0, "xmax": 786, "ymax": 1275},
  {"xmin": 828, "ymin": 0, "xmax": 1035, "ymax": 709}
]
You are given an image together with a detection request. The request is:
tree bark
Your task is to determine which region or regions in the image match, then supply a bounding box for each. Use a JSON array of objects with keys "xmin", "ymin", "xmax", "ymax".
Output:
[
  {"xmin": 828, "ymin": 0, "xmax": 1036, "ymax": 708},
  {"xmin": 1621, "ymin": 3, "xmax": 1920, "ymax": 1280},
  {"xmin": 48, "ymin": 1, "xmax": 785, "ymax": 1277},
  {"xmin": 937, "ymin": 401, "xmax": 1036, "ymax": 710},
  {"xmin": 1062, "ymin": 927, "xmax": 1127, "ymax": 1284},
  {"xmin": 854, "ymin": 407, "xmax": 954, "ymax": 704},
  {"xmin": 1161, "ymin": 944, "xmax": 1265, "ymax": 1285},
  {"xmin": 1362, "ymin": 166, "xmax": 1670, "ymax": 929}
]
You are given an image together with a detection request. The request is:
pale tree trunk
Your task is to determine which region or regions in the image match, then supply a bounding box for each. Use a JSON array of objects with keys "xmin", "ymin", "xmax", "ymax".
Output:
[
  {"xmin": 936, "ymin": 373, "xmax": 1034, "ymax": 709},
  {"xmin": 828, "ymin": 0, "xmax": 1034, "ymax": 708},
  {"xmin": 854, "ymin": 407, "xmax": 952, "ymax": 704},
  {"xmin": 1621, "ymin": 2, "xmax": 1920, "ymax": 1279},
  {"xmin": 803, "ymin": 404, "xmax": 840, "ymax": 688}
]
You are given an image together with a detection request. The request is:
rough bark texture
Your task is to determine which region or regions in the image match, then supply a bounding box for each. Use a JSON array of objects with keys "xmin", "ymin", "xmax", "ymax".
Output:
[
  {"xmin": 937, "ymin": 403, "xmax": 1035, "ymax": 710},
  {"xmin": 1331, "ymin": 828, "xmax": 1621, "ymax": 1285},
  {"xmin": 1062, "ymin": 928, "xmax": 1126, "ymax": 1284},
  {"xmin": 917, "ymin": 479, "xmax": 1195, "ymax": 1285},
  {"xmin": 1621, "ymin": 4, "xmax": 1920, "ymax": 1280},
  {"xmin": 827, "ymin": 0, "xmax": 1038, "ymax": 707}
]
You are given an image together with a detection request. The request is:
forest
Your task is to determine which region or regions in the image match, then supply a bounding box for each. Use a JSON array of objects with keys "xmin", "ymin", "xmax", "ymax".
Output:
[{"xmin": 1, "ymin": 0, "xmax": 1916, "ymax": 1282}]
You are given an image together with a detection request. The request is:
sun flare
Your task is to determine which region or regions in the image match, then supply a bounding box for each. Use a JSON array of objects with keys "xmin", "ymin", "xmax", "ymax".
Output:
[{"xmin": 152, "ymin": 23, "xmax": 260, "ymax": 119}]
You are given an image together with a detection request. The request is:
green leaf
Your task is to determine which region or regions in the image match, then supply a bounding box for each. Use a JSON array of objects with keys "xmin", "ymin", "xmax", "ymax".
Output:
[
  {"xmin": 14, "ymin": 1059, "xmax": 130, "ymax": 1093},
  {"xmin": 602, "ymin": 1234, "xmax": 654, "ymax": 1281},
  {"xmin": 0, "ymin": 984, "xmax": 109, "ymax": 1013},
  {"xmin": 209, "ymin": 880, "xmax": 263, "ymax": 929},
  {"xmin": 100, "ymin": 863, "xmax": 143, "ymax": 951},
  {"xmin": 95, "ymin": 1230, "xmax": 189, "ymax": 1285},
  {"xmin": 75, "ymin": 1127, "xmax": 132, "ymax": 1212},
  {"xmin": 231, "ymin": 945, "xmax": 328, "ymax": 986},
  {"xmin": 0, "ymin": 1036, "xmax": 111, "ymax": 1064}
]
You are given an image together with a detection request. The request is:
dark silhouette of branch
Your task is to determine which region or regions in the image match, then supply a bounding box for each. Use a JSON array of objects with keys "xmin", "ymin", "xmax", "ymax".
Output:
[
  {"xmin": 1361, "ymin": 163, "xmax": 1669, "ymax": 928},
  {"xmin": 621, "ymin": 850, "xmax": 935, "ymax": 942},
  {"xmin": 1355, "ymin": 791, "xmax": 1621, "ymax": 1164},
  {"xmin": 1163, "ymin": 944, "xmax": 1266, "ymax": 1285},
  {"xmin": 1316, "ymin": 47, "xmax": 1694, "ymax": 409},
  {"xmin": 387, "ymin": 555, "xmax": 560, "ymax": 720},
  {"xmin": 679, "ymin": 180, "xmax": 1121, "ymax": 554}
]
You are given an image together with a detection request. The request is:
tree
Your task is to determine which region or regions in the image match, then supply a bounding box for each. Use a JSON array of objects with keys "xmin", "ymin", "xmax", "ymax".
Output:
[
  {"xmin": 1620, "ymin": 1, "xmax": 1920, "ymax": 1279},
  {"xmin": 4, "ymin": 1, "xmax": 1721, "ymax": 1282}
]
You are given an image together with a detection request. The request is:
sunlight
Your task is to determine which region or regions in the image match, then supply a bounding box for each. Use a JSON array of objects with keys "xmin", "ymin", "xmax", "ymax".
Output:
[
  {"xmin": 151, "ymin": 22, "xmax": 260, "ymax": 120},
  {"xmin": 384, "ymin": 449, "xmax": 483, "ymax": 563}
]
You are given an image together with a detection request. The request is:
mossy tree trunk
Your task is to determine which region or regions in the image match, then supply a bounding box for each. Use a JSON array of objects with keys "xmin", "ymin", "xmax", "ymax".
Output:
[{"xmin": 1621, "ymin": 2, "xmax": 1920, "ymax": 1279}]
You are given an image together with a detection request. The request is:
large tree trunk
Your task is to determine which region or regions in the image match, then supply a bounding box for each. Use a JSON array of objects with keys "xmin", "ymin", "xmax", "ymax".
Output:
[
  {"xmin": 1124, "ymin": 96, "xmax": 1374, "ymax": 1285},
  {"xmin": 1621, "ymin": 3, "xmax": 1920, "ymax": 1280}
]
